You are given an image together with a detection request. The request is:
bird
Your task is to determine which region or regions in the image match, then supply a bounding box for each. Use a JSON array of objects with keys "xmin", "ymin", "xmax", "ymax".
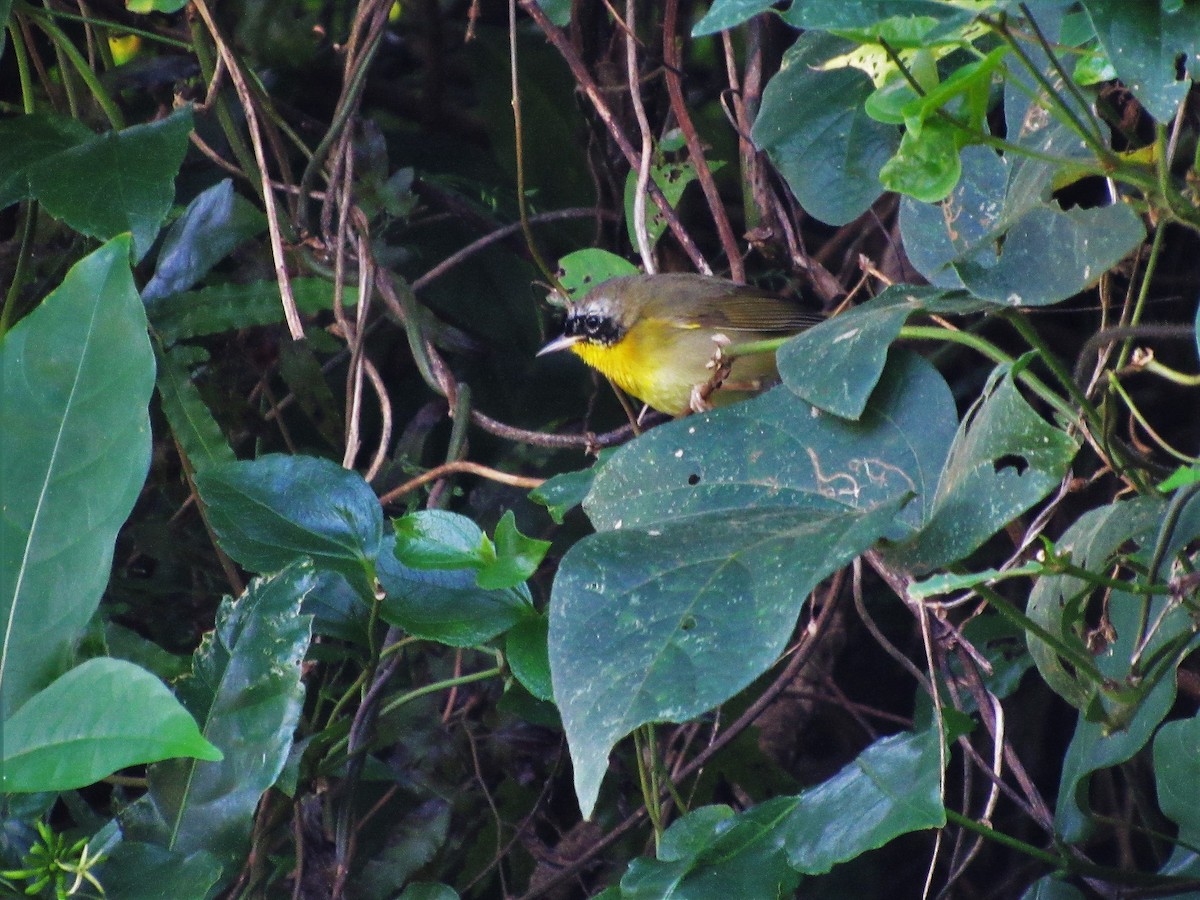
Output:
[{"xmin": 537, "ymin": 272, "xmax": 823, "ymax": 416}]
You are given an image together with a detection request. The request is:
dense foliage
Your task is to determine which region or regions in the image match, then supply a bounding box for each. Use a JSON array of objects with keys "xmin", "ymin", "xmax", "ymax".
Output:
[{"xmin": 2, "ymin": 0, "xmax": 1199, "ymax": 897}]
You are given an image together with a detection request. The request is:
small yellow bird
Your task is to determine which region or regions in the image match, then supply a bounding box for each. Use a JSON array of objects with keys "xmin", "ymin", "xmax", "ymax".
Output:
[{"xmin": 538, "ymin": 273, "xmax": 822, "ymax": 416}]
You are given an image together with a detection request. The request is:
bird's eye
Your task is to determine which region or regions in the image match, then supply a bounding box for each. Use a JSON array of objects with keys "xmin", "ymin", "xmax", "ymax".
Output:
[{"xmin": 583, "ymin": 314, "xmax": 602, "ymax": 333}]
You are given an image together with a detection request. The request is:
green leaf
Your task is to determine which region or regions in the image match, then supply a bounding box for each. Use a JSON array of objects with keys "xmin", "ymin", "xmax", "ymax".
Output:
[
  {"xmin": 777, "ymin": 285, "xmax": 987, "ymax": 419},
  {"xmin": 953, "ymin": 202, "xmax": 1145, "ymax": 306},
  {"xmin": 0, "ymin": 113, "xmax": 94, "ymax": 209},
  {"xmin": 378, "ymin": 542, "xmax": 533, "ymax": 647},
  {"xmin": 506, "ymin": 614, "xmax": 552, "ymax": 701},
  {"xmin": 1052, "ymin": 528, "xmax": 1192, "ymax": 840},
  {"xmin": 0, "ymin": 658, "xmax": 220, "ymax": 792},
  {"xmin": 899, "ymin": 145, "xmax": 1008, "ymax": 289},
  {"xmin": 126, "ymin": 0, "xmax": 187, "ymax": 12},
  {"xmin": 586, "ymin": 350, "xmax": 956, "ymax": 535},
  {"xmin": 154, "ymin": 344, "xmax": 236, "ymax": 474},
  {"xmin": 1, "ymin": 236, "xmax": 154, "ymax": 719},
  {"xmin": 194, "ymin": 454, "xmax": 384, "ymax": 599},
  {"xmin": 620, "ymin": 803, "xmax": 800, "ymax": 898},
  {"xmin": 480, "ymin": 511, "xmax": 551, "ymax": 590},
  {"xmin": 26, "ymin": 109, "xmax": 193, "ymax": 260},
  {"xmin": 557, "ymin": 352, "xmax": 952, "ymax": 817},
  {"xmin": 624, "ymin": 155, "xmax": 723, "ymax": 251},
  {"xmin": 553, "ymin": 499, "xmax": 906, "ymax": 818},
  {"xmin": 879, "ymin": 117, "xmax": 962, "ymax": 202},
  {"xmin": 122, "ymin": 564, "xmax": 314, "ymax": 872},
  {"xmin": 1027, "ymin": 498, "xmax": 1164, "ymax": 710},
  {"xmin": 1081, "ymin": 0, "xmax": 1200, "ymax": 122},
  {"xmin": 142, "ymin": 179, "xmax": 266, "ymax": 302},
  {"xmin": 394, "ymin": 510, "xmax": 493, "ymax": 571},
  {"xmin": 398, "ymin": 885, "xmax": 460, "ymax": 900},
  {"xmin": 618, "ymin": 727, "xmax": 945, "ymax": 888},
  {"xmin": 782, "ymin": 727, "xmax": 945, "ymax": 872},
  {"xmin": 393, "ymin": 510, "xmax": 548, "ymax": 590},
  {"xmin": 692, "ymin": 0, "xmax": 984, "ymax": 37},
  {"xmin": 530, "ymin": 453, "xmax": 610, "ymax": 523},
  {"xmin": 888, "ymin": 362, "xmax": 1078, "ymax": 571},
  {"xmin": 357, "ymin": 800, "xmax": 452, "ymax": 899},
  {"xmin": 753, "ymin": 32, "xmax": 900, "ymax": 226},
  {"xmin": 148, "ymin": 278, "xmax": 354, "ymax": 345},
  {"xmin": 97, "ymin": 844, "xmax": 222, "ymax": 900},
  {"xmin": 1154, "ymin": 715, "xmax": 1200, "ymax": 851},
  {"xmin": 555, "ymin": 250, "xmax": 640, "ymax": 301}
]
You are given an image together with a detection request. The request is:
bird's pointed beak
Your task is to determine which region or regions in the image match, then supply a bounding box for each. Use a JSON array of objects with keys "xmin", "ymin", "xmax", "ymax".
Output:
[{"xmin": 537, "ymin": 333, "xmax": 582, "ymax": 357}]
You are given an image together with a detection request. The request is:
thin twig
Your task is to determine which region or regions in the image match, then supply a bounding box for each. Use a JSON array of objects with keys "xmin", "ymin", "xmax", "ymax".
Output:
[{"xmin": 378, "ymin": 460, "xmax": 545, "ymax": 505}]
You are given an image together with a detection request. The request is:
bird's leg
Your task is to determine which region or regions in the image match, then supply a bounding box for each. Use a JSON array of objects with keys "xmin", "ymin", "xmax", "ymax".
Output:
[{"xmin": 690, "ymin": 333, "xmax": 733, "ymax": 414}]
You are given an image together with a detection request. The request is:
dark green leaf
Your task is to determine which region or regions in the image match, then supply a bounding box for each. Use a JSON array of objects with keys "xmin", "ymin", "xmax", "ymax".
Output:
[
  {"xmin": 753, "ymin": 33, "xmax": 899, "ymax": 226},
  {"xmin": 0, "ymin": 658, "xmax": 220, "ymax": 792},
  {"xmin": 777, "ymin": 285, "xmax": 986, "ymax": 419},
  {"xmin": 154, "ymin": 344, "xmax": 236, "ymax": 474},
  {"xmin": 357, "ymin": 799, "xmax": 451, "ymax": 900},
  {"xmin": 1027, "ymin": 497, "xmax": 1163, "ymax": 709},
  {"xmin": 899, "ymin": 146, "xmax": 1008, "ymax": 289},
  {"xmin": 195, "ymin": 454, "xmax": 384, "ymax": 599},
  {"xmin": 781, "ymin": 728, "xmax": 945, "ymax": 873},
  {"xmin": 123, "ymin": 564, "xmax": 314, "ymax": 873},
  {"xmin": 552, "ymin": 498, "xmax": 906, "ymax": 817},
  {"xmin": 97, "ymin": 844, "xmax": 222, "ymax": 900},
  {"xmin": 0, "ymin": 113, "xmax": 94, "ymax": 209},
  {"xmin": 624, "ymin": 157, "xmax": 722, "ymax": 250},
  {"xmin": 530, "ymin": 454, "xmax": 609, "ymax": 523},
  {"xmin": 1154, "ymin": 715, "xmax": 1200, "ymax": 850},
  {"xmin": 398, "ymin": 885, "xmax": 460, "ymax": 900},
  {"xmin": 888, "ymin": 362, "xmax": 1078, "ymax": 571},
  {"xmin": 954, "ymin": 203, "xmax": 1145, "ymax": 306},
  {"xmin": 148, "ymin": 278, "xmax": 353, "ymax": 345},
  {"xmin": 586, "ymin": 350, "xmax": 955, "ymax": 535},
  {"xmin": 27, "ymin": 110, "xmax": 193, "ymax": 260},
  {"xmin": 1081, "ymin": 0, "xmax": 1200, "ymax": 122},
  {"xmin": 0, "ymin": 236, "xmax": 153, "ymax": 718},
  {"xmin": 506, "ymin": 614, "xmax": 552, "ymax": 701},
  {"xmin": 378, "ymin": 542, "xmax": 532, "ymax": 647},
  {"xmin": 142, "ymin": 179, "xmax": 266, "ymax": 301}
]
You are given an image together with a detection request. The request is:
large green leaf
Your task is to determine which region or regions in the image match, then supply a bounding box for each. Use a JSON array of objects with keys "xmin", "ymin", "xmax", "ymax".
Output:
[
  {"xmin": 554, "ymin": 353, "xmax": 954, "ymax": 816},
  {"xmin": 777, "ymin": 285, "xmax": 987, "ymax": 419},
  {"xmin": 0, "ymin": 658, "xmax": 220, "ymax": 792},
  {"xmin": 0, "ymin": 236, "xmax": 154, "ymax": 719},
  {"xmin": 122, "ymin": 564, "xmax": 314, "ymax": 874},
  {"xmin": 24, "ymin": 110, "xmax": 193, "ymax": 260},
  {"xmin": 753, "ymin": 32, "xmax": 899, "ymax": 226},
  {"xmin": 586, "ymin": 350, "xmax": 956, "ymax": 534},
  {"xmin": 0, "ymin": 113, "xmax": 94, "ymax": 209},
  {"xmin": 618, "ymin": 728, "xmax": 945, "ymax": 890},
  {"xmin": 1155, "ymin": 716, "xmax": 1200, "ymax": 857},
  {"xmin": 899, "ymin": 146, "xmax": 1008, "ymax": 289},
  {"xmin": 1081, "ymin": 0, "xmax": 1200, "ymax": 122},
  {"xmin": 693, "ymin": 0, "xmax": 985, "ymax": 37},
  {"xmin": 97, "ymin": 843, "xmax": 222, "ymax": 900},
  {"xmin": 194, "ymin": 454, "xmax": 384, "ymax": 599},
  {"xmin": 888, "ymin": 362, "xmax": 1079, "ymax": 571},
  {"xmin": 953, "ymin": 203, "xmax": 1145, "ymax": 307}
]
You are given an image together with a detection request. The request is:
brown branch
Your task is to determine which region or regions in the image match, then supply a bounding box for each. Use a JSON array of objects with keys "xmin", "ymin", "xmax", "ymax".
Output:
[
  {"xmin": 378, "ymin": 460, "xmax": 545, "ymax": 505},
  {"xmin": 518, "ymin": 0, "xmax": 711, "ymax": 274},
  {"xmin": 663, "ymin": 0, "xmax": 743, "ymax": 280}
]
